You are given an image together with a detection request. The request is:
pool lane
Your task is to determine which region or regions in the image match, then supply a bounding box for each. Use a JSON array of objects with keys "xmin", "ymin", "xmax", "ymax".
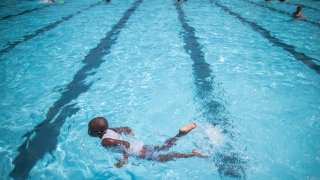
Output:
[
  {"xmin": 255, "ymin": 0, "xmax": 320, "ymax": 22},
  {"xmin": 0, "ymin": 1, "xmax": 102, "ymax": 58},
  {"xmin": 183, "ymin": 0, "xmax": 320, "ymax": 178},
  {"xmin": 0, "ymin": 0, "xmax": 46, "ymax": 18},
  {"xmin": 0, "ymin": 4, "xmax": 51, "ymax": 21},
  {"xmin": 213, "ymin": 0, "xmax": 320, "ymax": 74},
  {"xmin": 216, "ymin": 1, "xmax": 320, "ymax": 74},
  {"xmin": 241, "ymin": 0, "xmax": 320, "ymax": 28},
  {"xmin": 175, "ymin": 1, "xmax": 246, "ymax": 178},
  {"xmin": 0, "ymin": 1, "xmax": 98, "ymax": 51},
  {"xmin": 9, "ymin": 0, "xmax": 142, "ymax": 179},
  {"xmin": 1, "ymin": 2, "xmax": 129, "ymax": 178}
]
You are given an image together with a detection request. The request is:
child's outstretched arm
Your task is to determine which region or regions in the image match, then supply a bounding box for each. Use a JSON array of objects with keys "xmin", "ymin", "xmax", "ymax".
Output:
[{"xmin": 115, "ymin": 150, "xmax": 128, "ymax": 168}]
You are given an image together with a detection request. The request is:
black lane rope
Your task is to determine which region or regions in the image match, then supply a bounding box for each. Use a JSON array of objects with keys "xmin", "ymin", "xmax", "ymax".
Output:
[
  {"xmin": 0, "ymin": 2, "xmax": 102, "ymax": 59},
  {"xmin": 175, "ymin": 1, "xmax": 246, "ymax": 178},
  {"xmin": 9, "ymin": 1, "xmax": 142, "ymax": 179},
  {"xmin": 241, "ymin": 0, "xmax": 320, "ymax": 28},
  {"xmin": 0, "ymin": 4, "xmax": 51, "ymax": 21},
  {"xmin": 211, "ymin": 0, "xmax": 320, "ymax": 74}
]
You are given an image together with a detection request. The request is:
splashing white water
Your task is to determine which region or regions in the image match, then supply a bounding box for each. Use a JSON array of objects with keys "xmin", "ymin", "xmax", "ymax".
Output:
[
  {"xmin": 203, "ymin": 123, "xmax": 225, "ymax": 146},
  {"xmin": 194, "ymin": 123, "xmax": 226, "ymax": 154}
]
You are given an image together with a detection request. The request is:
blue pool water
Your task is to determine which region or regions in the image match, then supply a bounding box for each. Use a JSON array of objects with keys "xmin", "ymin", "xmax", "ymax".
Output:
[{"xmin": 0, "ymin": 0, "xmax": 319, "ymax": 179}]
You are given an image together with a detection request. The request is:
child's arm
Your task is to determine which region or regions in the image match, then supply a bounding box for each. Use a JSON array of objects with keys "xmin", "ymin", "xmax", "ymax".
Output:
[
  {"xmin": 110, "ymin": 127, "xmax": 134, "ymax": 136},
  {"xmin": 101, "ymin": 138, "xmax": 130, "ymax": 167},
  {"xmin": 115, "ymin": 150, "xmax": 128, "ymax": 168},
  {"xmin": 101, "ymin": 138, "xmax": 130, "ymax": 149}
]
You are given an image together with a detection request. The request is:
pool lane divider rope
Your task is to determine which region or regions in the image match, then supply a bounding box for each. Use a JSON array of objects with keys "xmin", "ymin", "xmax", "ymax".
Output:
[
  {"xmin": 0, "ymin": 2, "xmax": 102, "ymax": 58},
  {"xmin": 241, "ymin": 0, "xmax": 320, "ymax": 28},
  {"xmin": 211, "ymin": 0, "xmax": 320, "ymax": 74},
  {"xmin": 0, "ymin": 4, "xmax": 51, "ymax": 21},
  {"xmin": 9, "ymin": 1, "xmax": 142, "ymax": 179},
  {"xmin": 175, "ymin": 1, "xmax": 246, "ymax": 178}
]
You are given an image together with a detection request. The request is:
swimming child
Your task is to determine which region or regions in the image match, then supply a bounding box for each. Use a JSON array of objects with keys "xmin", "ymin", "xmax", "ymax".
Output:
[
  {"xmin": 88, "ymin": 117, "xmax": 208, "ymax": 168},
  {"xmin": 292, "ymin": 5, "xmax": 303, "ymax": 18}
]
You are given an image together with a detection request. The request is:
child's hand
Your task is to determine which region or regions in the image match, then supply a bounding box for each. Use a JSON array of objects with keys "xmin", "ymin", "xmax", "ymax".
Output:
[
  {"xmin": 128, "ymin": 131, "xmax": 134, "ymax": 136},
  {"xmin": 115, "ymin": 161, "xmax": 127, "ymax": 168}
]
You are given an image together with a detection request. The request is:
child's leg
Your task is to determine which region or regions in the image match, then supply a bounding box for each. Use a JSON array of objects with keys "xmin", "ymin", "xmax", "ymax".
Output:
[
  {"xmin": 157, "ymin": 149, "xmax": 208, "ymax": 162},
  {"xmin": 154, "ymin": 123, "xmax": 197, "ymax": 151}
]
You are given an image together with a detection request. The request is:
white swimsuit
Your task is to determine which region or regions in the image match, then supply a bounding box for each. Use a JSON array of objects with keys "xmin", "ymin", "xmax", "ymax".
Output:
[
  {"xmin": 102, "ymin": 129, "xmax": 121, "ymax": 140},
  {"xmin": 102, "ymin": 129, "xmax": 143, "ymax": 156}
]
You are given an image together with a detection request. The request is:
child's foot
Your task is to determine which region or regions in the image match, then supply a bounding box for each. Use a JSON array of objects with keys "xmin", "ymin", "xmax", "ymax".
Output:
[
  {"xmin": 192, "ymin": 149, "xmax": 209, "ymax": 158},
  {"xmin": 179, "ymin": 123, "xmax": 197, "ymax": 134}
]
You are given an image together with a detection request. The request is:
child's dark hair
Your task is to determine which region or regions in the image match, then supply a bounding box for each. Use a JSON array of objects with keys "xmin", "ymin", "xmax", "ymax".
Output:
[{"xmin": 88, "ymin": 117, "xmax": 109, "ymax": 132}]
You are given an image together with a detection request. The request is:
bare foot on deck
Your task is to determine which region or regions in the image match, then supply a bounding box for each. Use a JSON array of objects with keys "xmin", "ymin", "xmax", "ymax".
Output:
[
  {"xmin": 192, "ymin": 149, "xmax": 209, "ymax": 158},
  {"xmin": 179, "ymin": 123, "xmax": 197, "ymax": 134}
]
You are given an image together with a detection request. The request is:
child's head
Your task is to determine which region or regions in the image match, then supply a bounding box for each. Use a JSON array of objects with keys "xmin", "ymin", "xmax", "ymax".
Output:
[
  {"xmin": 297, "ymin": 5, "xmax": 302, "ymax": 11},
  {"xmin": 88, "ymin": 117, "xmax": 109, "ymax": 137}
]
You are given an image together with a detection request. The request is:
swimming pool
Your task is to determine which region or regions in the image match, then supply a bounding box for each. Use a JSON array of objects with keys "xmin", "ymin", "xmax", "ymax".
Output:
[{"xmin": 0, "ymin": 0, "xmax": 319, "ymax": 179}]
